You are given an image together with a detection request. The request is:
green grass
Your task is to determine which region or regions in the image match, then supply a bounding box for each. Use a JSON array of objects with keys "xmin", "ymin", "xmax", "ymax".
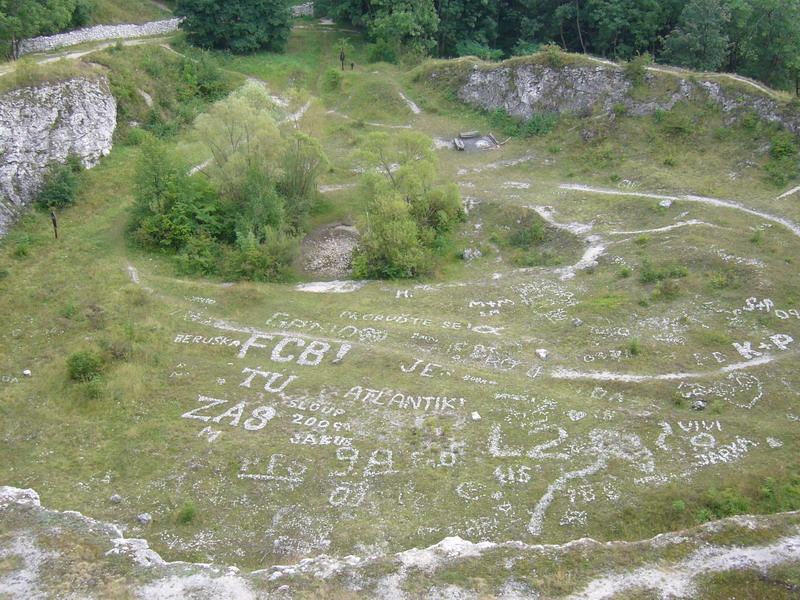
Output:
[
  {"xmin": 0, "ymin": 58, "xmax": 103, "ymax": 94},
  {"xmin": 1, "ymin": 20, "xmax": 800, "ymax": 596},
  {"xmin": 90, "ymin": 0, "xmax": 171, "ymax": 25}
]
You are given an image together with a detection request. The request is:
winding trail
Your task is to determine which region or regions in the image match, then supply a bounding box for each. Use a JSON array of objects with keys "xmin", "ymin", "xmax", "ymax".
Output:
[
  {"xmin": 399, "ymin": 91, "xmax": 422, "ymax": 114},
  {"xmin": 527, "ymin": 205, "xmax": 605, "ymax": 280},
  {"xmin": 582, "ymin": 54, "xmax": 779, "ymax": 98},
  {"xmin": 608, "ymin": 220, "xmax": 719, "ymax": 235},
  {"xmin": 561, "ymin": 183, "xmax": 800, "ymax": 238},
  {"xmin": 778, "ymin": 184, "xmax": 800, "ymax": 200},
  {"xmin": 551, "ymin": 355, "xmax": 775, "ymax": 383},
  {"xmin": 0, "ymin": 37, "xmax": 174, "ymax": 78}
]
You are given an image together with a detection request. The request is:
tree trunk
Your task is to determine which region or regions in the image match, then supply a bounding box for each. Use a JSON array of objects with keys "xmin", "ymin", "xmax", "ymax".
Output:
[{"xmin": 575, "ymin": 0, "xmax": 586, "ymax": 54}]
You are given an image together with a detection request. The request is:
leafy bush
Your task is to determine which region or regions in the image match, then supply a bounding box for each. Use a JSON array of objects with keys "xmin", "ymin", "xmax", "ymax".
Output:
[
  {"xmin": 640, "ymin": 259, "xmax": 689, "ymax": 284},
  {"xmin": 508, "ymin": 219, "xmax": 547, "ymax": 248},
  {"xmin": 487, "ymin": 108, "xmax": 557, "ymax": 138},
  {"xmin": 655, "ymin": 105, "xmax": 694, "ymax": 137},
  {"xmin": 353, "ymin": 194, "xmax": 430, "ymax": 279},
  {"xmin": 350, "ymin": 131, "xmax": 463, "ymax": 279},
  {"xmin": 177, "ymin": 0, "xmax": 291, "ymax": 53},
  {"xmin": 765, "ymin": 130, "xmax": 799, "ymax": 185},
  {"xmin": 67, "ymin": 350, "xmax": 105, "ymax": 382},
  {"xmin": 367, "ymin": 39, "xmax": 398, "ymax": 63},
  {"xmin": 323, "ymin": 68, "xmax": 343, "ymax": 92},
  {"xmin": 130, "ymin": 85, "xmax": 323, "ymax": 284},
  {"xmin": 408, "ymin": 183, "xmax": 464, "ymax": 236},
  {"xmin": 671, "ymin": 499, "xmax": 686, "ymax": 513},
  {"xmin": 455, "ymin": 40, "xmax": 503, "ymax": 61},
  {"xmin": 176, "ymin": 501, "xmax": 197, "ymax": 524},
  {"xmin": 541, "ymin": 43, "xmax": 564, "ymax": 68},
  {"xmin": 222, "ymin": 229, "xmax": 297, "ymax": 282},
  {"xmin": 70, "ymin": 0, "xmax": 93, "ymax": 28},
  {"xmin": 639, "ymin": 258, "xmax": 660, "ymax": 283},
  {"xmin": 512, "ymin": 41, "xmax": 540, "ymax": 57},
  {"xmin": 177, "ymin": 231, "xmax": 222, "ymax": 276},
  {"xmin": 709, "ymin": 270, "xmax": 736, "ymax": 289},
  {"xmin": 697, "ymin": 488, "xmax": 750, "ymax": 522},
  {"xmin": 624, "ymin": 53, "xmax": 652, "ymax": 86},
  {"xmin": 655, "ymin": 279, "xmax": 681, "ymax": 300},
  {"xmin": 35, "ymin": 155, "xmax": 83, "ymax": 209},
  {"xmin": 278, "ymin": 133, "xmax": 329, "ymax": 230}
]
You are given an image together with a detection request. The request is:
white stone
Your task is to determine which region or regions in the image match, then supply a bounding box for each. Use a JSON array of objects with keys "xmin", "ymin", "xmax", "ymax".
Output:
[
  {"xmin": 137, "ymin": 512, "xmax": 152, "ymax": 525},
  {"xmin": 22, "ymin": 369, "xmax": 32, "ymax": 377},
  {"xmin": 0, "ymin": 78, "xmax": 116, "ymax": 237},
  {"xmin": 536, "ymin": 349, "xmax": 549, "ymax": 360},
  {"xmin": 291, "ymin": 2, "xmax": 314, "ymax": 17},
  {"xmin": 471, "ymin": 412, "xmax": 481, "ymax": 421},
  {"xmin": 19, "ymin": 19, "xmax": 182, "ymax": 56},
  {"xmin": 659, "ymin": 199, "xmax": 673, "ymax": 208}
]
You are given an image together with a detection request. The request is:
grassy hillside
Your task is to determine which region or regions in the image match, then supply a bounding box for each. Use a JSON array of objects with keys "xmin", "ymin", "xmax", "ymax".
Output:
[
  {"xmin": 90, "ymin": 0, "xmax": 172, "ymax": 25},
  {"xmin": 1, "ymin": 23, "xmax": 800, "ymax": 597}
]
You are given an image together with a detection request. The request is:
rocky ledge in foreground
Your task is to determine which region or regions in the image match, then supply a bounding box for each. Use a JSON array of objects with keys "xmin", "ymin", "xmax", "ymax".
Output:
[{"xmin": 1, "ymin": 485, "xmax": 799, "ymax": 599}]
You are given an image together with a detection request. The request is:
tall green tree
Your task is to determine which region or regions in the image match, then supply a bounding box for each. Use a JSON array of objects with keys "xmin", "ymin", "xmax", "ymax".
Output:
[
  {"xmin": 176, "ymin": 0, "xmax": 292, "ymax": 54},
  {"xmin": 735, "ymin": 0, "xmax": 800, "ymax": 89},
  {"xmin": 368, "ymin": 0, "xmax": 440, "ymax": 54},
  {"xmin": 0, "ymin": 0, "xmax": 80, "ymax": 58},
  {"xmin": 435, "ymin": 0, "xmax": 498, "ymax": 56},
  {"xmin": 663, "ymin": 0, "xmax": 730, "ymax": 71}
]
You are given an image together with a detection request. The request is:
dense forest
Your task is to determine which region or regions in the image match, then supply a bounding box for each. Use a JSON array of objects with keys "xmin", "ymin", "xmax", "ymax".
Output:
[
  {"xmin": 316, "ymin": 0, "xmax": 800, "ymax": 91},
  {"xmin": 3, "ymin": 0, "xmax": 799, "ymax": 90}
]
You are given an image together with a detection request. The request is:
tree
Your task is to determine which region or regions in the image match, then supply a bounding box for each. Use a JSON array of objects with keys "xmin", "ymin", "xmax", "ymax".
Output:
[
  {"xmin": 353, "ymin": 193, "xmax": 428, "ymax": 278},
  {"xmin": 664, "ymin": 0, "xmax": 730, "ymax": 71},
  {"xmin": 435, "ymin": 0, "xmax": 499, "ymax": 56},
  {"xmin": 734, "ymin": 0, "xmax": 800, "ymax": 89},
  {"xmin": 191, "ymin": 82, "xmax": 284, "ymax": 199},
  {"xmin": 278, "ymin": 132, "xmax": 329, "ymax": 230},
  {"xmin": 176, "ymin": 0, "xmax": 292, "ymax": 54},
  {"xmin": 351, "ymin": 131, "xmax": 463, "ymax": 279},
  {"xmin": 367, "ymin": 0, "xmax": 440, "ymax": 55},
  {"xmin": 0, "ymin": 0, "xmax": 81, "ymax": 58}
]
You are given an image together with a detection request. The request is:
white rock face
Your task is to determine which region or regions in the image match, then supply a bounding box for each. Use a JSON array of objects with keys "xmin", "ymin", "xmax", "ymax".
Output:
[
  {"xmin": 292, "ymin": 2, "xmax": 315, "ymax": 17},
  {"xmin": 446, "ymin": 62, "xmax": 800, "ymax": 135},
  {"xmin": 0, "ymin": 77, "xmax": 117, "ymax": 236},
  {"xmin": 19, "ymin": 19, "xmax": 182, "ymax": 56}
]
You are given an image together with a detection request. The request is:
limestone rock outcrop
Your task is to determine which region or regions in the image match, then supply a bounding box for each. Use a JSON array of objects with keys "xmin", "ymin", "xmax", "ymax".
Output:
[
  {"xmin": 0, "ymin": 76, "xmax": 117, "ymax": 236},
  {"xmin": 434, "ymin": 60, "xmax": 800, "ymax": 134}
]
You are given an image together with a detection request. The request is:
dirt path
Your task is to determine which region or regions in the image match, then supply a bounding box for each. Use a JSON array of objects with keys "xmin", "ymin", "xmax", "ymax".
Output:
[
  {"xmin": 551, "ymin": 355, "xmax": 775, "ymax": 383},
  {"xmin": 608, "ymin": 220, "xmax": 719, "ymax": 235},
  {"xmin": 581, "ymin": 54, "xmax": 780, "ymax": 98},
  {"xmin": 148, "ymin": 0, "xmax": 173, "ymax": 13},
  {"xmin": 0, "ymin": 36, "xmax": 174, "ymax": 78},
  {"xmin": 326, "ymin": 109, "xmax": 413, "ymax": 129},
  {"xmin": 561, "ymin": 183, "xmax": 800, "ymax": 238},
  {"xmin": 398, "ymin": 91, "xmax": 421, "ymax": 114},
  {"xmin": 778, "ymin": 184, "xmax": 800, "ymax": 200}
]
